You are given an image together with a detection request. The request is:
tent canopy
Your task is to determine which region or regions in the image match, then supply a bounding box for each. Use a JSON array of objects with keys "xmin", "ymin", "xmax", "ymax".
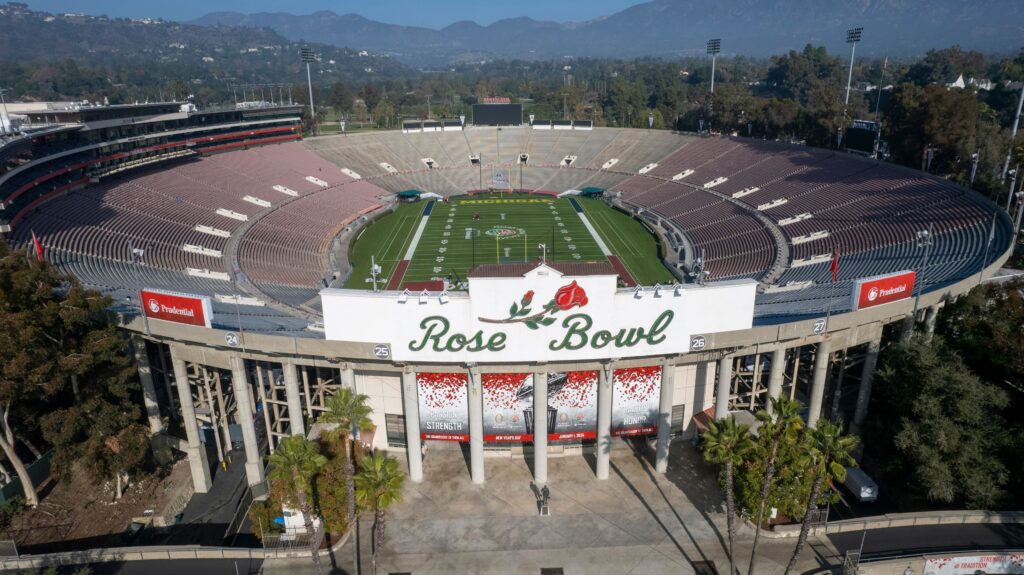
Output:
[
  {"xmin": 580, "ymin": 187, "xmax": 605, "ymax": 196},
  {"xmin": 396, "ymin": 189, "xmax": 422, "ymax": 198}
]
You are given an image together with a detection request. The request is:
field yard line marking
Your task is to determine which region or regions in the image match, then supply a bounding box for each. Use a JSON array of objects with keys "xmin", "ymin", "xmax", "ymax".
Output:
[
  {"xmin": 403, "ymin": 212, "xmax": 433, "ymax": 260},
  {"xmin": 592, "ymin": 208, "xmax": 639, "ymax": 256},
  {"xmin": 574, "ymin": 209, "xmax": 613, "ymax": 256}
]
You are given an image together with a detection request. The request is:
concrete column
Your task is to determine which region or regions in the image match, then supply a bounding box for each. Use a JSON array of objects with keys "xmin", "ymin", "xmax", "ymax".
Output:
[
  {"xmin": 655, "ymin": 359, "xmax": 675, "ymax": 474},
  {"xmin": 715, "ymin": 356, "xmax": 731, "ymax": 419},
  {"xmin": 596, "ymin": 363, "xmax": 613, "ymax": 480},
  {"xmin": 467, "ymin": 368, "xmax": 485, "ymax": 485},
  {"xmin": 401, "ymin": 369, "xmax": 423, "ymax": 483},
  {"xmin": 766, "ymin": 347, "xmax": 786, "ymax": 412},
  {"xmin": 533, "ymin": 371, "xmax": 548, "ymax": 484},
  {"xmin": 230, "ymin": 356, "xmax": 265, "ymax": 487},
  {"xmin": 807, "ymin": 339, "xmax": 832, "ymax": 428},
  {"xmin": 340, "ymin": 363, "xmax": 355, "ymax": 390},
  {"xmin": 851, "ymin": 336, "xmax": 882, "ymax": 436},
  {"xmin": 132, "ymin": 335, "xmax": 163, "ymax": 434},
  {"xmin": 282, "ymin": 362, "xmax": 305, "ymax": 437},
  {"xmin": 170, "ymin": 352, "xmax": 212, "ymax": 493}
]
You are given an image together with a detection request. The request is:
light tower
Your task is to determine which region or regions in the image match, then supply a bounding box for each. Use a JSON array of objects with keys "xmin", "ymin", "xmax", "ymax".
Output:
[
  {"xmin": 844, "ymin": 27, "xmax": 863, "ymax": 107},
  {"xmin": 706, "ymin": 39, "xmax": 721, "ymax": 94},
  {"xmin": 300, "ymin": 47, "xmax": 317, "ymax": 130}
]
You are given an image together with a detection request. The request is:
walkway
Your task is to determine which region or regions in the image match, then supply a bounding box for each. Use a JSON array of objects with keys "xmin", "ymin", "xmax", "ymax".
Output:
[{"xmin": 265, "ymin": 440, "xmax": 837, "ymax": 574}]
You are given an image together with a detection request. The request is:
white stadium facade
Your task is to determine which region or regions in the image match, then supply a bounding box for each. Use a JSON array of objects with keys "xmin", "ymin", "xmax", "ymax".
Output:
[{"xmin": 0, "ymin": 102, "xmax": 1013, "ymax": 496}]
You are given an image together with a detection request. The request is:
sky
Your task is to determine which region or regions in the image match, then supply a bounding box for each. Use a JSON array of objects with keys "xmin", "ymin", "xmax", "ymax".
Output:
[{"xmin": 26, "ymin": 0, "xmax": 642, "ymax": 28}]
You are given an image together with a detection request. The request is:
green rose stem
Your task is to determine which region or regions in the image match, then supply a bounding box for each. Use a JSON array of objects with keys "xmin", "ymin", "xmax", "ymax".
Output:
[{"xmin": 479, "ymin": 304, "xmax": 559, "ymax": 324}]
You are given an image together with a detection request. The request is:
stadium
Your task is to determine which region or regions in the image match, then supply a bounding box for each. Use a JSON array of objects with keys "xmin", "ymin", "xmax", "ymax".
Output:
[{"xmin": 0, "ymin": 101, "xmax": 1013, "ymax": 495}]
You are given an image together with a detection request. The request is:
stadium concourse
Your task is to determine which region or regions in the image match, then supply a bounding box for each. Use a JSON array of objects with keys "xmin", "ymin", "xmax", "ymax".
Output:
[{"xmin": 0, "ymin": 105, "xmax": 1014, "ymax": 521}]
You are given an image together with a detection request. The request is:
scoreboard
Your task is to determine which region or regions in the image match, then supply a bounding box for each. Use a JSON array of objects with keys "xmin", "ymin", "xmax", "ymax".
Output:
[{"xmin": 472, "ymin": 103, "xmax": 523, "ymax": 126}]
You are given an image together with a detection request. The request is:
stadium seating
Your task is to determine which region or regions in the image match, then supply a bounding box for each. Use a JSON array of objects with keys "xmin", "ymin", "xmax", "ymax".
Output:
[{"xmin": 7, "ymin": 129, "xmax": 1008, "ymax": 333}]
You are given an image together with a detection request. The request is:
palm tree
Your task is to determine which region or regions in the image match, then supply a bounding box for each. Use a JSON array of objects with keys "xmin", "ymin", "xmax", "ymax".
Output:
[
  {"xmin": 268, "ymin": 435, "xmax": 328, "ymax": 573},
  {"xmin": 318, "ymin": 389, "xmax": 373, "ymax": 572},
  {"xmin": 355, "ymin": 452, "xmax": 406, "ymax": 575},
  {"xmin": 748, "ymin": 396, "xmax": 804, "ymax": 574},
  {"xmin": 702, "ymin": 416, "xmax": 755, "ymax": 575},
  {"xmin": 784, "ymin": 420, "xmax": 858, "ymax": 575}
]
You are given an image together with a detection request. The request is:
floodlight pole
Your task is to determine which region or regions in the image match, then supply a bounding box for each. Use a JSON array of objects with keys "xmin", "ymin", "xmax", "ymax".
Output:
[
  {"xmin": 844, "ymin": 28, "xmax": 863, "ymax": 107},
  {"xmin": 910, "ymin": 224, "xmax": 934, "ymax": 331},
  {"xmin": 306, "ymin": 63, "xmax": 315, "ymax": 118},
  {"xmin": 1002, "ymin": 84, "xmax": 1024, "ymax": 180},
  {"xmin": 301, "ymin": 47, "xmax": 317, "ymax": 133}
]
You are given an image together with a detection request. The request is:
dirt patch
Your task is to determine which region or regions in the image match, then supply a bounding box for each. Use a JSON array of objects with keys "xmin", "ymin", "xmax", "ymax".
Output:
[{"xmin": 0, "ymin": 458, "xmax": 192, "ymax": 554}]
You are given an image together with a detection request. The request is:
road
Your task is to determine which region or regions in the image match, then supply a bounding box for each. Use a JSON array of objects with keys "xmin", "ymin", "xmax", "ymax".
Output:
[{"xmin": 829, "ymin": 523, "xmax": 1024, "ymax": 560}]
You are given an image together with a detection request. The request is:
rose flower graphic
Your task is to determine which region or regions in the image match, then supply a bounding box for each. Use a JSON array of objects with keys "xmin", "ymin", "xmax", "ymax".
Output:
[{"xmin": 479, "ymin": 281, "xmax": 589, "ymax": 330}]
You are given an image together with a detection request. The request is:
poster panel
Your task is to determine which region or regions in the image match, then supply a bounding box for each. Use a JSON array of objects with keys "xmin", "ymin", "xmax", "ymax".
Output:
[
  {"xmin": 924, "ymin": 554, "xmax": 1024, "ymax": 575},
  {"xmin": 611, "ymin": 366, "xmax": 662, "ymax": 437},
  {"xmin": 417, "ymin": 372, "xmax": 469, "ymax": 441},
  {"xmin": 482, "ymin": 373, "xmax": 533, "ymax": 442},
  {"xmin": 548, "ymin": 370, "xmax": 598, "ymax": 440}
]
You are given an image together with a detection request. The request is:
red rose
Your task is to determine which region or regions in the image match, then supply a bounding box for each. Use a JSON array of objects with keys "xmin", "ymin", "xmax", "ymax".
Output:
[
  {"xmin": 554, "ymin": 281, "xmax": 588, "ymax": 310},
  {"xmin": 523, "ymin": 290, "xmax": 534, "ymax": 305}
]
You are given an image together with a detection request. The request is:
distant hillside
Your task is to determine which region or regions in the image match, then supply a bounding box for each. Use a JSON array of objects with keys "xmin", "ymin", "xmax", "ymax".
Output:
[
  {"xmin": 193, "ymin": 0, "xmax": 1024, "ymax": 66},
  {"xmin": 0, "ymin": 3, "xmax": 408, "ymax": 84}
]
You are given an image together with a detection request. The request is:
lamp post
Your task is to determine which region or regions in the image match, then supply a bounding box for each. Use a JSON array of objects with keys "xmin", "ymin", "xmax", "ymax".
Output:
[
  {"xmin": 300, "ymin": 47, "xmax": 317, "ymax": 133},
  {"xmin": 910, "ymin": 224, "xmax": 934, "ymax": 330}
]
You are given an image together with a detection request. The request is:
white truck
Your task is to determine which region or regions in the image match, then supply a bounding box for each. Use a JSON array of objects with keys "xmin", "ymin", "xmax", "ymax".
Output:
[{"xmin": 842, "ymin": 467, "xmax": 878, "ymax": 502}]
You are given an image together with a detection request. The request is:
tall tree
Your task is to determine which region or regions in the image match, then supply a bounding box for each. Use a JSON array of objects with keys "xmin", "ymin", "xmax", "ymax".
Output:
[
  {"xmin": 355, "ymin": 453, "xmax": 406, "ymax": 575},
  {"xmin": 268, "ymin": 436, "xmax": 328, "ymax": 573},
  {"xmin": 784, "ymin": 421, "xmax": 857, "ymax": 575},
  {"xmin": 317, "ymin": 389, "xmax": 373, "ymax": 571},
  {"xmin": 702, "ymin": 416, "xmax": 755, "ymax": 575},
  {"xmin": 747, "ymin": 396, "xmax": 804, "ymax": 574},
  {"xmin": 868, "ymin": 338, "xmax": 1010, "ymax": 507},
  {"xmin": 0, "ymin": 241, "xmax": 71, "ymax": 507}
]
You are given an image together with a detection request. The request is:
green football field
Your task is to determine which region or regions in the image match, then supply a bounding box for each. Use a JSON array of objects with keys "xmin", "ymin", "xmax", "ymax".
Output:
[{"xmin": 343, "ymin": 194, "xmax": 674, "ymax": 289}]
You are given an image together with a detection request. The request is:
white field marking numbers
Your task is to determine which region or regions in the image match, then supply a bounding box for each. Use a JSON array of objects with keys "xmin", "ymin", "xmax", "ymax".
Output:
[
  {"xmin": 433, "ymin": 266, "xmax": 442, "ymax": 273},
  {"xmin": 465, "ymin": 228, "xmax": 473, "ymax": 239}
]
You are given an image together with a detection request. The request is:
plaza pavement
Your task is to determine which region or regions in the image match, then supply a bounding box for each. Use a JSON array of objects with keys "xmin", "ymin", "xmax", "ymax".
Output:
[{"xmin": 265, "ymin": 440, "xmax": 840, "ymax": 574}]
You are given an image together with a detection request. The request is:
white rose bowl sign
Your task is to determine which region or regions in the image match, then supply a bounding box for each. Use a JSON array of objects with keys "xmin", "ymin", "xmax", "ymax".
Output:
[{"xmin": 320, "ymin": 263, "xmax": 755, "ymax": 363}]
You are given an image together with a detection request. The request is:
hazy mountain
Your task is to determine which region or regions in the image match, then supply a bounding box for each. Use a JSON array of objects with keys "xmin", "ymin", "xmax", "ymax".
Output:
[
  {"xmin": 193, "ymin": 0, "xmax": 1024, "ymax": 65},
  {"xmin": 0, "ymin": 3, "xmax": 408, "ymax": 80}
]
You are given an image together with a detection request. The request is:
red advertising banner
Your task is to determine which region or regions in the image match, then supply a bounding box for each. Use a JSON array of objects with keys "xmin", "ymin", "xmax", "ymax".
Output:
[
  {"xmin": 549, "ymin": 371, "xmax": 598, "ymax": 440},
  {"xmin": 417, "ymin": 372, "xmax": 469, "ymax": 442},
  {"xmin": 612, "ymin": 366, "xmax": 663, "ymax": 437},
  {"xmin": 851, "ymin": 270, "xmax": 916, "ymax": 310},
  {"xmin": 140, "ymin": 289, "xmax": 212, "ymax": 328},
  {"xmin": 482, "ymin": 373, "xmax": 533, "ymax": 442}
]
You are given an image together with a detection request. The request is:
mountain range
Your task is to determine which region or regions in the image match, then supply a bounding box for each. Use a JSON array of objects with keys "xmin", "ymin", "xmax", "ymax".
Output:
[{"xmin": 193, "ymin": 0, "xmax": 1024, "ymax": 66}]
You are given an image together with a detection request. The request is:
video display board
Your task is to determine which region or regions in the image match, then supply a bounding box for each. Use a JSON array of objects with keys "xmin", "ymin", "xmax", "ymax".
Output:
[{"xmin": 472, "ymin": 103, "xmax": 523, "ymax": 126}]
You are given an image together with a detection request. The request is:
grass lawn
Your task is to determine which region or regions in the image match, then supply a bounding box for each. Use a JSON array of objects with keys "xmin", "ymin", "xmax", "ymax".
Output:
[
  {"xmin": 578, "ymin": 197, "xmax": 676, "ymax": 286},
  {"xmin": 343, "ymin": 193, "xmax": 675, "ymax": 289},
  {"xmin": 342, "ymin": 202, "xmax": 423, "ymax": 289}
]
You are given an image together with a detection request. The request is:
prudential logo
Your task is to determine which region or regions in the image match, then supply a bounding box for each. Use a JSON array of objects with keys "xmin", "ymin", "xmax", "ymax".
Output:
[
  {"xmin": 148, "ymin": 298, "xmax": 161, "ymax": 313},
  {"xmin": 867, "ymin": 287, "xmax": 879, "ymax": 302}
]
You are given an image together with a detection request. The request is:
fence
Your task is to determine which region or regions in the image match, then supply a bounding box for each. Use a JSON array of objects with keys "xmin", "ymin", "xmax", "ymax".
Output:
[{"xmin": 0, "ymin": 451, "xmax": 53, "ymax": 504}]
